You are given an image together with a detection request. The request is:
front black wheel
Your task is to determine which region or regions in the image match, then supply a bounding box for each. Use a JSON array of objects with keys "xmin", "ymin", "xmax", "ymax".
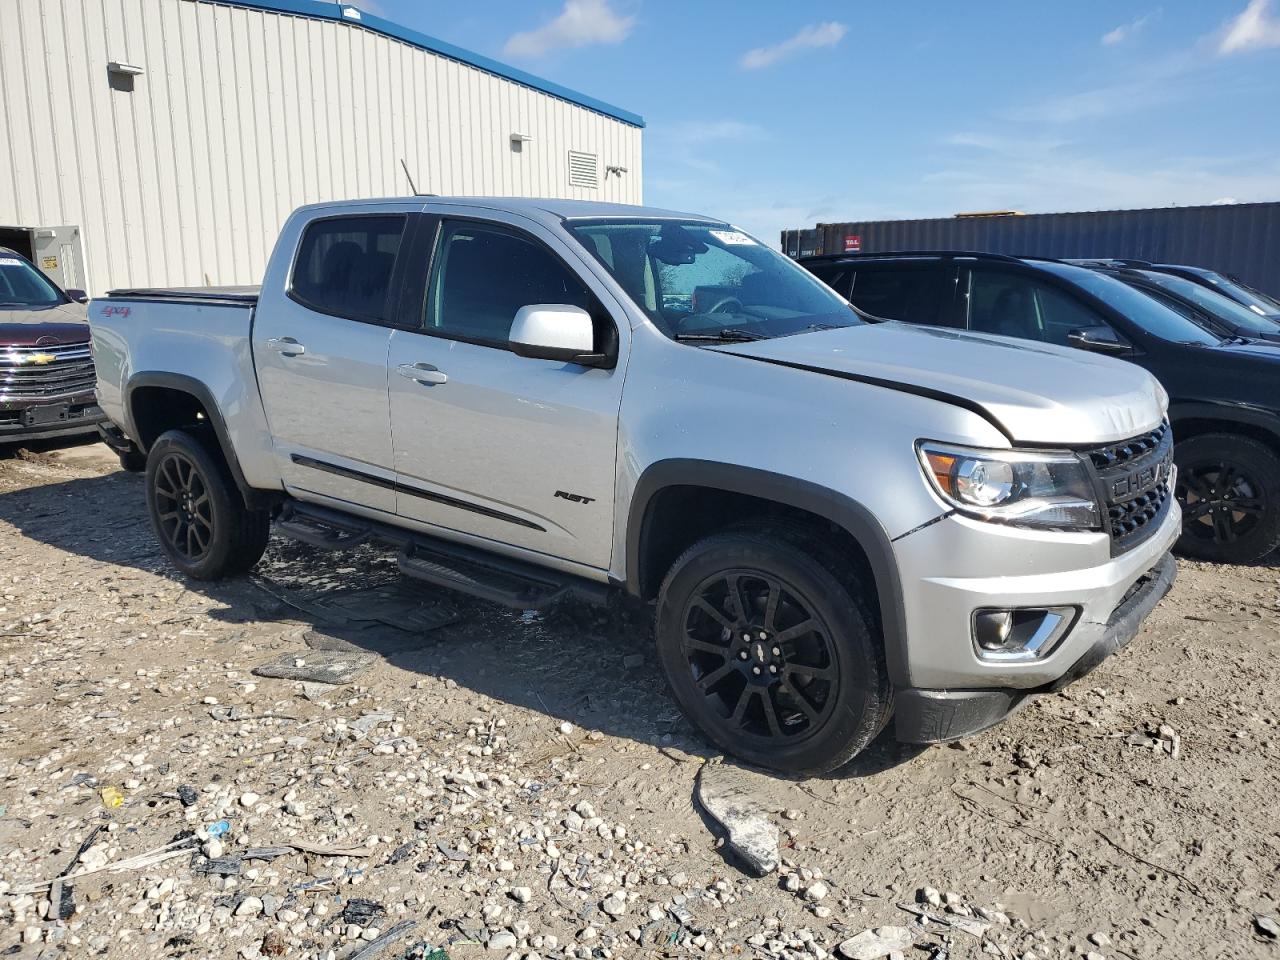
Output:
[
  {"xmin": 655, "ymin": 523, "xmax": 891, "ymax": 775},
  {"xmin": 145, "ymin": 429, "xmax": 270, "ymax": 579},
  {"xmin": 1174, "ymin": 433, "xmax": 1280, "ymax": 564}
]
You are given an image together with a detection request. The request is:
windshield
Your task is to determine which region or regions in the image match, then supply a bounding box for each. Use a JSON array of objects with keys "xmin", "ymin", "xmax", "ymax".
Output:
[
  {"xmin": 1190, "ymin": 270, "xmax": 1280, "ymax": 318},
  {"xmin": 0, "ymin": 253, "xmax": 64, "ymax": 307},
  {"xmin": 565, "ymin": 219, "xmax": 861, "ymax": 340},
  {"xmin": 1035, "ymin": 261, "xmax": 1221, "ymax": 346},
  {"xmin": 1133, "ymin": 270, "xmax": 1280, "ymax": 336}
]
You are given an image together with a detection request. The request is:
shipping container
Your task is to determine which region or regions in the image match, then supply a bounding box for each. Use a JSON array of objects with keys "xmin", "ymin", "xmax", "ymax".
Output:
[{"xmin": 781, "ymin": 202, "xmax": 1280, "ymax": 297}]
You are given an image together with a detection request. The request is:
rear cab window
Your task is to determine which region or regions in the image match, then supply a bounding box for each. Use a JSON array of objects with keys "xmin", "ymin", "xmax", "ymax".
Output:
[{"xmin": 290, "ymin": 216, "xmax": 406, "ymax": 323}]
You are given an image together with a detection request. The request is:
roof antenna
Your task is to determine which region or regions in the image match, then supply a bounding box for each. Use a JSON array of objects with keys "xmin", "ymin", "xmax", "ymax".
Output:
[{"xmin": 400, "ymin": 158, "xmax": 424, "ymax": 196}]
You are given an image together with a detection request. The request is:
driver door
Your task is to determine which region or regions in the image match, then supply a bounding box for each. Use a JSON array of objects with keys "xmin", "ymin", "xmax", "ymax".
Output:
[{"xmin": 386, "ymin": 213, "xmax": 629, "ymax": 570}]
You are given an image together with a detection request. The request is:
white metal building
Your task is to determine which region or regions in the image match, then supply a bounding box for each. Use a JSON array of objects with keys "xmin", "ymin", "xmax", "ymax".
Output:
[{"xmin": 0, "ymin": 0, "xmax": 645, "ymax": 294}]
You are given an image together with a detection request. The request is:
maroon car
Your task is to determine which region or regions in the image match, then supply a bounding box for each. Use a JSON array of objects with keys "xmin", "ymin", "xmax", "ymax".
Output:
[{"xmin": 0, "ymin": 247, "xmax": 104, "ymax": 444}]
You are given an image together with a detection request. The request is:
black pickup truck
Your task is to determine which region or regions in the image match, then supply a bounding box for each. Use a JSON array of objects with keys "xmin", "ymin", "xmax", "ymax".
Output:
[{"xmin": 0, "ymin": 247, "xmax": 103, "ymax": 445}]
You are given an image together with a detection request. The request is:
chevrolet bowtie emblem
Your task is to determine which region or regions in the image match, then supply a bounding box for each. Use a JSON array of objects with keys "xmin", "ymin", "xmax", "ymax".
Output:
[{"xmin": 27, "ymin": 353, "xmax": 57, "ymax": 365}]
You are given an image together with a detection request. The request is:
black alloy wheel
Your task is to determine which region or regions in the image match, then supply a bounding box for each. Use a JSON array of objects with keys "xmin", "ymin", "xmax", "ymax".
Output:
[
  {"xmin": 1177, "ymin": 462, "xmax": 1264, "ymax": 547},
  {"xmin": 145, "ymin": 428, "xmax": 271, "ymax": 580},
  {"xmin": 682, "ymin": 570, "xmax": 838, "ymax": 742},
  {"xmin": 655, "ymin": 522, "xmax": 891, "ymax": 775},
  {"xmin": 1173, "ymin": 432, "xmax": 1280, "ymax": 564},
  {"xmin": 153, "ymin": 450, "xmax": 215, "ymax": 562}
]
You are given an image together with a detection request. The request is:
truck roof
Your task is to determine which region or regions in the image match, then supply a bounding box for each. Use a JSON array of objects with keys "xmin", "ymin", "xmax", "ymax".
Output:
[{"xmin": 294, "ymin": 196, "xmax": 723, "ymax": 225}]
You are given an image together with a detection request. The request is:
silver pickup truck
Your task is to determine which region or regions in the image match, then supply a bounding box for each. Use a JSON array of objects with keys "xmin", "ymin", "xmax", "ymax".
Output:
[{"xmin": 90, "ymin": 197, "xmax": 1179, "ymax": 773}]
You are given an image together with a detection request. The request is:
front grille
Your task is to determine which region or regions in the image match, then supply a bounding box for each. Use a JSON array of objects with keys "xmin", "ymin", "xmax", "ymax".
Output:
[
  {"xmin": 0, "ymin": 342, "xmax": 97, "ymax": 401},
  {"xmin": 1083, "ymin": 420, "xmax": 1175, "ymax": 555}
]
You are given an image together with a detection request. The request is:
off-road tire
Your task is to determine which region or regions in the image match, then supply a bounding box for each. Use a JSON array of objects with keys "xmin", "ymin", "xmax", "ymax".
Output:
[
  {"xmin": 1174, "ymin": 433, "xmax": 1280, "ymax": 564},
  {"xmin": 145, "ymin": 429, "xmax": 270, "ymax": 579},
  {"xmin": 654, "ymin": 521, "xmax": 892, "ymax": 775}
]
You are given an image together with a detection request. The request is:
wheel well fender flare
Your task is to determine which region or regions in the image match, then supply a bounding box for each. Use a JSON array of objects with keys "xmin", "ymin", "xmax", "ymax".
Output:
[
  {"xmin": 1168, "ymin": 401, "xmax": 1280, "ymax": 445},
  {"xmin": 624, "ymin": 458, "xmax": 909, "ymax": 685},
  {"xmin": 124, "ymin": 372, "xmax": 257, "ymax": 506}
]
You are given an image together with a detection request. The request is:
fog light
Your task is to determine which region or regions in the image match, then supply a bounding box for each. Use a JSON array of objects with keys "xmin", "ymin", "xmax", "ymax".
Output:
[{"xmin": 972, "ymin": 607, "xmax": 1077, "ymax": 662}]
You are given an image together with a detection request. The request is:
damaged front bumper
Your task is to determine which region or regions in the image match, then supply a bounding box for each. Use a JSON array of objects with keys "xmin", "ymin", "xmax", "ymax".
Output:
[{"xmin": 894, "ymin": 551, "xmax": 1177, "ymax": 743}]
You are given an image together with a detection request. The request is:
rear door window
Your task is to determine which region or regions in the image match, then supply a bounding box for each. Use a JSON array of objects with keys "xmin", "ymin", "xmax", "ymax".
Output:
[
  {"xmin": 290, "ymin": 215, "xmax": 406, "ymax": 323},
  {"xmin": 965, "ymin": 267, "xmax": 1108, "ymax": 345},
  {"xmin": 848, "ymin": 263, "xmax": 947, "ymax": 325}
]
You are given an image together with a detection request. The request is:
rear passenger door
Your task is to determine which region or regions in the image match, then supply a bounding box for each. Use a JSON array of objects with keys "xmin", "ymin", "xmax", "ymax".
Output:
[
  {"xmin": 253, "ymin": 212, "xmax": 408, "ymax": 513},
  {"xmin": 847, "ymin": 261, "xmax": 955, "ymax": 326}
]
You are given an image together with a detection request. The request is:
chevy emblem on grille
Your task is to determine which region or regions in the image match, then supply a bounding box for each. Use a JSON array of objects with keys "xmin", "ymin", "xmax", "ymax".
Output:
[
  {"xmin": 1111, "ymin": 455, "xmax": 1172, "ymax": 500},
  {"xmin": 26, "ymin": 353, "xmax": 58, "ymax": 366}
]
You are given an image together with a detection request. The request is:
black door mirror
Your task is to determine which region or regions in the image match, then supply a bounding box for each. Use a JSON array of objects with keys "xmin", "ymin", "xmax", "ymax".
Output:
[
  {"xmin": 65, "ymin": 288, "xmax": 89, "ymax": 303},
  {"xmin": 1067, "ymin": 325, "xmax": 1130, "ymax": 356}
]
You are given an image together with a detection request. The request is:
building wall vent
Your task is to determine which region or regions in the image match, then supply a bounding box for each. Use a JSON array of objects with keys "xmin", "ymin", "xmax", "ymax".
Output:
[{"xmin": 568, "ymin": 151, "xmax": 598, "ymax": 189}]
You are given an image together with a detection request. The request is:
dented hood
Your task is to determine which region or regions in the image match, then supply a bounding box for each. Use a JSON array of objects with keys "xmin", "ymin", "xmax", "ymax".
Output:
[{"xmin": 714, "ymin": 322, "xmax": 1167, "ymax": 446}]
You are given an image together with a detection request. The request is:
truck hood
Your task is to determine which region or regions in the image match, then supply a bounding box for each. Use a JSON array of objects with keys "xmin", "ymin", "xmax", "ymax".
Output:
[
  {"xmin": 713, "ymin": 322, "xmax": 1167, "ymax": 446},
  {"xmin": 0, "ymin": 302, "xmax": 90, "ymax": 345}
]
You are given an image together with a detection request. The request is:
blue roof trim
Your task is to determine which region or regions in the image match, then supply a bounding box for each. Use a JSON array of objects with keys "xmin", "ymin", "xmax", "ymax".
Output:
[{"xmin": 202, "ymin": 0, "xmax": 645, "ymax": 128}]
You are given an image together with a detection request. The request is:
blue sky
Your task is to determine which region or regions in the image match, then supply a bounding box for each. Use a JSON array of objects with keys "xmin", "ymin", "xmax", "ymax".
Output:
[{"xmin": 366, "ymin": 0, "xmax": 1280, "ymax": 246}]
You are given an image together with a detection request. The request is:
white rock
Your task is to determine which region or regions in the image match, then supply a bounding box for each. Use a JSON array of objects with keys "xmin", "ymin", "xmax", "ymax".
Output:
[
  {"xmin": 239, "ymin": 791, "xmax": 260, "ymax": 808},
  {"xmin": 234, "ymin": 896, "xmax": 264, "ymax": 918},
  {"xmin": 510, "ymin": 887, "xmax": 533, "ymax": 904},
  {"xmin": 488, "ymin": 930, "xmax": 518, "ymax": 951},
  {"xmin": 803, "ymin": 881, "xmax": 829, "ymax": 902}
]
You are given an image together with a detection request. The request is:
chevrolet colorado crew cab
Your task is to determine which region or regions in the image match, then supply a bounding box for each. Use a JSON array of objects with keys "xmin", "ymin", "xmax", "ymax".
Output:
[
  {"xmin": 0, "ymin": 247, "xmax": 104, "ymax": 444},
  {"xmin": 91, "ymin": 198, "xmax": 1179, "ymax": 774}
]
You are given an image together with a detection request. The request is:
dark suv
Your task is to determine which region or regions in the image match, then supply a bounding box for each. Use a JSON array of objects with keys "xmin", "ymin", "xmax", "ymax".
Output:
[
  {"xmin": 801, "ymin": 251, "xmax": 1280, "ymax": 564},
  {"xmin": 0, "ymin": 247, "xmax": 104, "ymax": 444}
]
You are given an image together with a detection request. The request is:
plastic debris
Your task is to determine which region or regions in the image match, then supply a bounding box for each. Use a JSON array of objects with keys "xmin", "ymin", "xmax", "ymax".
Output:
[
  {"xmin": 99, "ymin": 785, "xmax": 125, "ymax": 808},
  {"xmin": 693, "ymin": 763, "xmax": 780, "ymax": 876}
]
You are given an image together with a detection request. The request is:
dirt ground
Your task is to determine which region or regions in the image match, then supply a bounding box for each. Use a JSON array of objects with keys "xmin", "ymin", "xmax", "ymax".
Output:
[{"xmin": 0, "ymin": 442, "xmax": 1276, "ymax": 960}]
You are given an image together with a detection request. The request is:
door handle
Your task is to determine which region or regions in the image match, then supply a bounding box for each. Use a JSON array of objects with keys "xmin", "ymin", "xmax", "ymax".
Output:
[
  {"xmin": 397, "ymin": 362, "xmax": 448, "ymax": 385},
  {"xmin": 265, "ymin": 337, "xmax": 306, "ymax": 356}
]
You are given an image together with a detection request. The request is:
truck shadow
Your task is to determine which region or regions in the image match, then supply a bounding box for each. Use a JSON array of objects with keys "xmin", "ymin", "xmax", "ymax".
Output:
[{"xmin": 1, "ymin": 470, "xmax": 927, "ymax": 782}]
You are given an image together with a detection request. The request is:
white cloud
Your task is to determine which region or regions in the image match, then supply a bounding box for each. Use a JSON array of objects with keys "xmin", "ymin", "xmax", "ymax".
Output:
[
  {"xmin": 1101, "ymin": 10, "xmax": 1157, "ymax": 45},
  {"xmin": 1217, "ymin": 0, "xmax": 1280, "ymax": 54},
  {"xmin": 503, "ymin": 0, "xmax": 634, "ymax": 59},
  {"xmin": 740, "ymin": 22, "xmax": 847, "ymax": 70}
]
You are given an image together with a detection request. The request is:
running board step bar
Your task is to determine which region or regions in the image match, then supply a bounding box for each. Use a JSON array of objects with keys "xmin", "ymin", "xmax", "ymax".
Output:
[
  {"xmin": 275, "ymin": 517, "xmax": 373, "ymax": 551},
  {"xmin": 275, "ymin": 501, "xmax": 609, "ymax": 609}
]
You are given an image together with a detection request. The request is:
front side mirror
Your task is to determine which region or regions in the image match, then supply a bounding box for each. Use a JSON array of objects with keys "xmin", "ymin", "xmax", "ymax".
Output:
[
  {"xmin": 1067, "ymin": 325, "xmax": 1130, "ymax": 355},
  {"xmin": 509, "ymin": 304, "xmax": 614, "ymax": 368},
  {"xmin": 66, "ymin": 288, "xmax": 89, "ymax": 303}
]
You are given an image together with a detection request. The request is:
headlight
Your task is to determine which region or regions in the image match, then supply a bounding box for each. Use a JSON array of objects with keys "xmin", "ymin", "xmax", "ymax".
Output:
[{"xmin": 917, "ymin": 441, "xmax": 1100, "ymax": 530}]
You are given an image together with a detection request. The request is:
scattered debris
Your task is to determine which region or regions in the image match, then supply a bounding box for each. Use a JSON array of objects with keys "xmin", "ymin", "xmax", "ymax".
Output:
[
  {"xmin": 251, "ymin": 649, "xmax": 376, "ymax": 684},
  {"xmin": 694, "ymin": 763, "xmax": 781, "ymax": 875},
  {"xmin": 837, "ymin": 926, "xmax": 915, "ymax": 959}
]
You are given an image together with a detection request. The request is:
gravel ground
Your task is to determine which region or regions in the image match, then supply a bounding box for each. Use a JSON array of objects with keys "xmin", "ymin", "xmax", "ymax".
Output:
[{"xmin": 0, "ymin": 442, "xmax": 1277, "ymax": 960}]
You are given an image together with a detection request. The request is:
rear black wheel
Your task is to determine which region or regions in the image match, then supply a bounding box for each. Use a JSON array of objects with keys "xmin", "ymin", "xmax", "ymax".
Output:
[
  {"xmin": 1174, "ymin": 433, "xmax": 1280, "ymax": 564},
  {"xmin": 655, "ymin": 523, "xmax": 891, "ymax": 775},
  {"xmin": 145, "ymin": 429, "xmax": 270, "ymax": 579}
]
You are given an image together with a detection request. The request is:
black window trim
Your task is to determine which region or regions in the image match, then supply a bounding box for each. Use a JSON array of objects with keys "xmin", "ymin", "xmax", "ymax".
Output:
[
  {"xmin": 286, "ymin": 212, "xmax": 413, "ymax": 330},
  {"xmin": 407, "ymin": 214, "xmax": 618, "ymax": 356}
]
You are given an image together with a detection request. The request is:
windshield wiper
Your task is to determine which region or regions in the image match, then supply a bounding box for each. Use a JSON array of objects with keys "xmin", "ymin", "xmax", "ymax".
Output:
[{"xmin": 673, "ymin": 328, "xmax": 767, "ymax": 343}]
